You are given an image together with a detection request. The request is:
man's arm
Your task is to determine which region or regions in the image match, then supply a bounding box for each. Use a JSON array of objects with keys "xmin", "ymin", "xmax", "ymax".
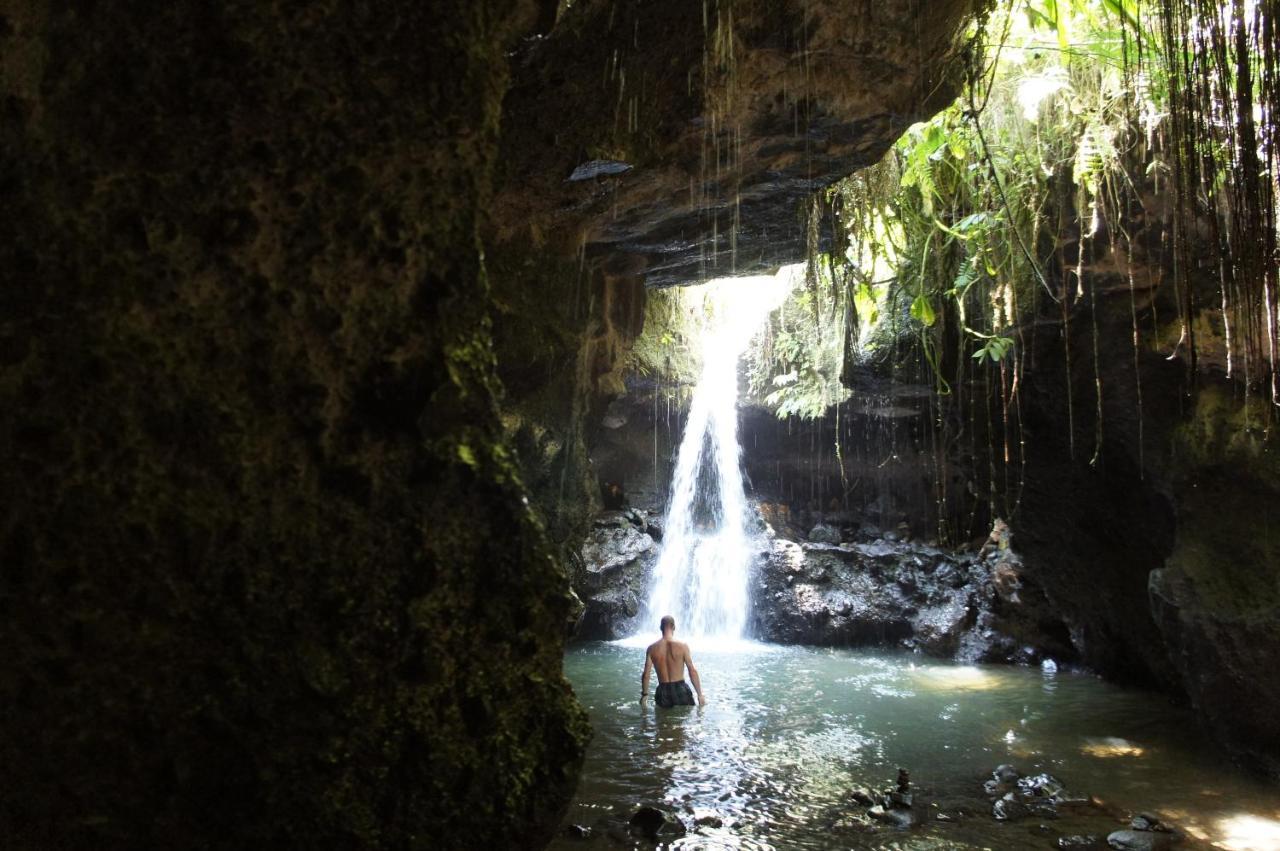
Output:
[
  {"xmin": 684, "ymin": 646, "xmax": 706, "ymax": 706},
  {"xmin": 640, "ymin": 651, "xmax": 652, "ymax": 702}
]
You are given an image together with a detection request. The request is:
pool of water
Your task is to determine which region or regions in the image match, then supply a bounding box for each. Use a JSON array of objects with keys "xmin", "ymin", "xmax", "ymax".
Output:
[{"xmin": 551, "ymin": 642, "xmax": 1280, "ymax": 850}]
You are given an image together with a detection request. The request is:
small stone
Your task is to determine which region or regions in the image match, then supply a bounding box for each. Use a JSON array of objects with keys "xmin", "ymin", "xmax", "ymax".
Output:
[
  {"xmin": 994, "ymin": 764, "xmax": 1021, "ymax": 783},
  {"xmin": 935, "ymin": 813, "xmax": 956, "ymax": 822},
  {"xmin": 695, "ymin": 814, "xmax": 723, "ymax": 828},
  {"xmin": 564, "ymin": 823, "xmax": 592, "ymax": 839},
  {"xmin": 982, "ymin": 779, "xmax": 1006, "ymax": 797},
  {"xmin": 1018, "ymin": 772, "xmax": 1066, "ymax": 798},
  {"xmin": 1059, "ymin": 836, "xmax": 1104, "ymax": 849},
  {"xmin": 1107, "ymin": 829, "xmax": 1173, "ymax": 850},
  {"xmin": 888, "ymin": 791, "xmax": 913, "ymax": 808},
  {"xmin": 992, "ymin": 792, "xmax": 1031, "ymax": 821},
  {"xmin": 566, "ymin": 159, "xmax": 633, "ymax": 181},
  {"xmin": 1131, "ymin": 812, "xmax": 1170, "ymax": 832}
]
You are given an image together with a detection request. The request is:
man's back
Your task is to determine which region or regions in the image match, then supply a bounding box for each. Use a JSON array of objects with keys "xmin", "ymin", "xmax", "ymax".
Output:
[
  {"xmin": 646, "ymin": 638, "xmax": 689, "ymax": 683},
  {"xmin": 641, "ymin": 616, "xmax": 705, "ymax": 707}
]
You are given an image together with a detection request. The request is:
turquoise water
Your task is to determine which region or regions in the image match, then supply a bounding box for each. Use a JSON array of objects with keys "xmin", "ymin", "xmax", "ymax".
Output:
[{"xmin": 551, "ymin": 642, "xmax": 1280, "ymax": 850}]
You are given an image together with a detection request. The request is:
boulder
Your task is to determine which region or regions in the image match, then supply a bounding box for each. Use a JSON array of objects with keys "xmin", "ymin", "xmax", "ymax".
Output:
[{"xmin": 573, "ymin": 511, "xmax": 658, "ymax": 639}]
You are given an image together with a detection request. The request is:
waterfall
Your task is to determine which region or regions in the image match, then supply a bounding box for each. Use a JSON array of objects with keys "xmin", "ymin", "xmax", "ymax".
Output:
[{"xmin": 642, "ymin": 271, "xmax": 793, "ymax": 641}]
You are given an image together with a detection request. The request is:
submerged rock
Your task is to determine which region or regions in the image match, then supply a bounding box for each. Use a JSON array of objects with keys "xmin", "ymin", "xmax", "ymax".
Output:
[
  {"xmin": 629, "ymin": 805, "xmax": 686, "ymax": 839},
  {"xmin": 992, "ymin": 792, "xmax": 1032, "ymax": 821},
  {"xmin": 1018, "ymin": 772, "xmax": 1066, "ymax": 799},
  {"xmin": 868, "ymin": 805, "xmax": 918, "ymax": 828},
  {"xmin": 1130, "ymin": 813, "xmax": 1171, "ymax": 832},
  {"xmin": 1106, "ymin": 828, "xmax": 1174, "ymax": 850}
]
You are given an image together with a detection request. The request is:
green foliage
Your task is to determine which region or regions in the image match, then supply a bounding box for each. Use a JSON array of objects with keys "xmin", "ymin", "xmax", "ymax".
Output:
[
  {"xmin": 745, "ymin": 269, "xmax": 852, "ymax": 419},
  {"xmin": 627, "ymin": 286, "xmax": 702, "ymax": 395},
  {"xmin": 973, "ymin": 334, "xmax": 1015, "ymax": 362}
]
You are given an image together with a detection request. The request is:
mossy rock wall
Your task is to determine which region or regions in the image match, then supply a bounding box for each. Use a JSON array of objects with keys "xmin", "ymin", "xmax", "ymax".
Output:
[{"xmin": 0, "ymin": 1, "xmax": 585, "ymax": 848}]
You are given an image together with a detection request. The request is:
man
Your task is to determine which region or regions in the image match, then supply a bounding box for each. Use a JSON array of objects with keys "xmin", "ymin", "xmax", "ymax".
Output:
[{"xmin": 640, "ymin": 615, "xmax": 706, "ymax": 708}]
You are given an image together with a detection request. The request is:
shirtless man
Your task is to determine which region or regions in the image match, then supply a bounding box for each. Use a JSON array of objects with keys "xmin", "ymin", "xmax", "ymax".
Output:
[{"xmin": 640, "ymin": 615, "xmax": 706, "ymax": 708}]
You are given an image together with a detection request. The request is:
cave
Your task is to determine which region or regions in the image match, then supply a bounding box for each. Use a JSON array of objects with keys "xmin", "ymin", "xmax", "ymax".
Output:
[{"xmin": 2, "ymin": 0, "xmax": 1278, "ymax": 849}]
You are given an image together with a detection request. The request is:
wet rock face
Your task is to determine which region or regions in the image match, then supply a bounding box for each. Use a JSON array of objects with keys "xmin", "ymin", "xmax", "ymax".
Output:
[
  {"xmin": 749, "ymin": 525, "xmax": 1076, "ymax": 663},
  {"xmin": 574, "ymin": 510, "xmax": 661, "ymax": 639},
  {"xmin": 1144, "ymin": 393, "xmax": 1280, "ymax": 778},
  {"xmin": 0, "ymin": 2, "xmax": 586, "ymax": 848},
  {"xmin": 496, "ymin": 0, "xmax": 979, "ymax": 286}
]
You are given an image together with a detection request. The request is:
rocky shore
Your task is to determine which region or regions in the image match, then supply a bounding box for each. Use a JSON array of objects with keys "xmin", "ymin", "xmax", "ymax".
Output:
[{"xmin": 571, "ymin": 505, "xmax": 1076, "ymax": 669}]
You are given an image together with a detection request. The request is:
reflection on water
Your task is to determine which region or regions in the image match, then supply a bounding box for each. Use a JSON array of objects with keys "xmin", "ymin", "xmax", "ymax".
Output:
[{"xmin": 551, "ymin": 643, "xmax": 1280, "ymax": 850}]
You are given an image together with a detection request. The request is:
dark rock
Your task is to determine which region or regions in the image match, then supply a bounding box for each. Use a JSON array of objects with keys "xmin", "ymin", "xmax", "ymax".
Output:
[
  {"xmin": 932, "ymin": 796, "xmax": 984, "ymax": 817},
  {"xmin": 994, "ymin": 764, "xmax": 1022, "ymax": 783},
  {"xmin": 695, "ymin": 814, "xmax": 724, "ymax": 828},
  {"xmin": 1131, "ymin": 812, "xmax": 1170, "ymax": 832},
  {"xmin": 888, "ymin": 791, "xmax": 914, "ymax": 808},
  {"xmin": 850, "ymin": 788, "xmax": 877, "ymax": 807},
  {"xmin": 858, "ymin": 522, "xmax": 883, "ymax": 540},
  {"xmin": 808, "ymin": 523, "xmax": 842, "ymax": 544},
  {"xmin": 0, "ymin": 2, "xmax": 591, "ymax": 848},
  {"xmin": 1106, "ymin": 829, "xmax": 1174, "ymax": 850},
  {"xmin": 498, "ymin": 0, "xmax": 979, "ymax": 287},
  {"xmin": 629, "ymin": 806, "xmax": 686, "ymax": 839},
  {"xmin": 868, "ymin": 805, "xmax": 918, "ymax": 829},
  {"xmin": 566, "ymin": 159, "xmax": 633, "ymax": 182}
]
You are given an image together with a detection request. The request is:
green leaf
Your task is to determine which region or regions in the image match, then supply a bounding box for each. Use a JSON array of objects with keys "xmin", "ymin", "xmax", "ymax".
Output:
[
  {"xmin": 853, "ymin": 282, "xmax": 879, "ymax": 326},
  {"xmin": 910, "ymin": 294, "xmax": 937, "ymax": 327}
]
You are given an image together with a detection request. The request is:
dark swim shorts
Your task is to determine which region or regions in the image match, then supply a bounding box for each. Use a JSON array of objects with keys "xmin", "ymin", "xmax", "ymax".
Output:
[{"xmin": 655, "ymin": 680, "xmax": 695, "ymax": 708}]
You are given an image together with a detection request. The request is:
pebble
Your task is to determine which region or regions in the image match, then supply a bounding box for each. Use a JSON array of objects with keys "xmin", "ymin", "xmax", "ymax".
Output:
[{"xmin": 992, "ymin": 792, "xmax": 1031, "ymax": 821}]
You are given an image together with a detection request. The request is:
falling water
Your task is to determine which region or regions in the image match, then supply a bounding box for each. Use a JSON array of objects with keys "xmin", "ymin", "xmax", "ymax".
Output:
[{"xmin": 643, "ymin": 270, "xmax": 794, "ymax": 641}]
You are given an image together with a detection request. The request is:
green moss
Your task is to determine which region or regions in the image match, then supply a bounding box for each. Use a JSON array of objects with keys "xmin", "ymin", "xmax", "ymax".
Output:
[
  {"xmin": 1165, "ymin": 384, "xmax": 1280, "ymax": 618},
  {"xmin": 0, "ymin": 2, "xmax": 586, "ymax": 849}
]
